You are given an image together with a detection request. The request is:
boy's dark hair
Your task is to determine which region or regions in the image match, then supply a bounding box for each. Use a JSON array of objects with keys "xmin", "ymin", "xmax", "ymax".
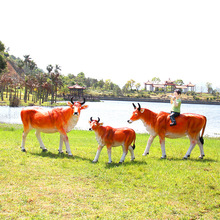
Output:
[{"xmin": 174, "ymin": 89, "xmax": 181, "ymax": 95}]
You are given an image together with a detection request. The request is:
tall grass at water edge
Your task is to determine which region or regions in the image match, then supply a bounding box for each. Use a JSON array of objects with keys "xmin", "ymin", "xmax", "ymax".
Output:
[{"xmin": 0, "ymin": 124, "xmax": 219, "ymax": 219}]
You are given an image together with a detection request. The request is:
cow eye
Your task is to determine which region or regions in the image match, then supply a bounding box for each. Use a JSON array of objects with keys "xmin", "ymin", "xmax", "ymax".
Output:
[{"xmin": 135, "ymin": 113, "xmax": 138, "ymax": 116}]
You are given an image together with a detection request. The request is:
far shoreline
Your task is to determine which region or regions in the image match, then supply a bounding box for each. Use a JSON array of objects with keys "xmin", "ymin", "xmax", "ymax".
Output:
[{"xmin": 99, "ymin": 96, "xmax": 220, "ymax": 105}]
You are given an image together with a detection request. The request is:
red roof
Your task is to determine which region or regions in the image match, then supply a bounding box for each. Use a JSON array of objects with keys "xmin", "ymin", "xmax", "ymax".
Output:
[{"xmin": 68, "ymin": 84, "xmax": 86, "ymax": 90}]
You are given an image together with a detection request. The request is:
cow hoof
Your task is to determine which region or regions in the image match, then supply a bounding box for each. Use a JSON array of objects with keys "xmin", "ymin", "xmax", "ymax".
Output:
[
  {"xmin": 58, "ymin": 150, "xmax": 64, "ymax": 154},
  {"xmin": 42, "ymin": 149, "xmax": 48, "ymax": 152},
  {"xmin": 108, "ymin": 161, "xmax": 112, "ymax": 164},
  {"xmin": 92, "ymin": 160, "xmax": 98, "ymax": 163},
  {"xmin": 183, "ymin": 156, "xmax": 188, "ymax": 160},
  {"xmin": 199, "ymin": 155, "xmax": 205, "ymax": 159},
  {"xmin": 66, "ymin": 151, "xmax": 73, "ymax": 156},
  {"xmin": 161, "ymin": 155, "xmax": 166, "ymax": 159},
  {"xmin": 21, "ymin": 149, "xmax": 26, "ymax": 152},
  {"xmin": 119, "ymin": 161, "xmax": 124, "ymax": 164},
  {"xmin": 143, "ymin": 153, "xmax": 149, "ymax": 156}
]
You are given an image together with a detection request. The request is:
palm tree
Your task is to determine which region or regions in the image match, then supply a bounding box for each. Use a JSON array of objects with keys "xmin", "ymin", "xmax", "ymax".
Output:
[
  {"xmin": 36, "ymin": 72, "xmax": 47, "ymax": 104},
  {"xmin": 23, "ymin": 55, "xmax": 31, "ymax": 67},
  {"xmin": 54, "ymin": 64, "xmax": 61, "ymax": 74},
  {"xmin": 48, "ymin": 64, "xmax": 62, "ymax": 104},
  {"xmin": 29, "ymin": 60, "xmax": 37, "ymax": 72},
  {"xmin": 46, "ymin": 64, "xmax": 53, "ymax": 74}
]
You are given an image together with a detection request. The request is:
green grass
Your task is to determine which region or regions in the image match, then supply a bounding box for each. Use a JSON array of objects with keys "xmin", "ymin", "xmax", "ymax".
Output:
[{"xmin": 0, "ymin": 124, "xmax": 219, "ymax": 219}]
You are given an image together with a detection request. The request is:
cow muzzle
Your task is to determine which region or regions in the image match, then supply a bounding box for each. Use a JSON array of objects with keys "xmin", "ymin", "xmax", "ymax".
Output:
[
  {"xmin": 74, "ymin": 112, "xmax": 79, "ymax": 116},
  {"xmin": 127, "ymin": 120, "xmax": 133, "ymax": 124}
]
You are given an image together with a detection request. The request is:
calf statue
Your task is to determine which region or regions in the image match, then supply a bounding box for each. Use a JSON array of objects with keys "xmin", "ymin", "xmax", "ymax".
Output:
[{"xmin": 89, "ymin": 117, "xmax": 136, "ymax": 163}]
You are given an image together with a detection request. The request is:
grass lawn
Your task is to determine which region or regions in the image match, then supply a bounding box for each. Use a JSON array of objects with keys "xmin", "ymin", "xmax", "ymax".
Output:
[{"xmin": 0, "ymin": 124, "xmax": 219, "ymax": 219}]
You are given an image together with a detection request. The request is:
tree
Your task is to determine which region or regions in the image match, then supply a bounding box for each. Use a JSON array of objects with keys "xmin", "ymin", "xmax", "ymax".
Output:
[
  {"xmin": 46, "ymin": 64, "xmax": 53, "ymax": 74},
  {"xmin": 0, "ymin": 55, "xmax": 7, "ymax": 74},
  {"xmin": 76, "ymin": 72, "xmax": 85, "ymax": 86},
  {"xmin": 135, "ymin": 83, "xmax": 141, "ymax": 92},
  {"xmin": 0, "ymin": 41, "xmax": 6, "ymax": 74},
  {"xmin": 29, "ymin": 60, "xmax": 37, "ymax": 71},
  {"xmin": 130, "ymin": 79, "xmax": 135, "ymax": 90},
  {"xmin": 175, "ymin": 79, "xmax": 184, "ymax": 85},
  {"xmin": 104, "ymin": 79, "xmax": 112, "ymax": 90},
  {"xmin": 124, "ymin": 79, "xmax": 135, "ymax": 91},
  {"xmin": 23, "ymin": 55, "xmax": 31, "ymax": 67},
  {"xmin": 113, "ymin": 84, "xmax": 122, "ymax": 96},
  {"xmin": 152, "ymin": 77, "xmax": 161, "ymax": 84},
  {"xmin": 49, "ymin": 66, "xmax": 63, "ymax": 104},
  {"xmin": 0, "ymin": 41, "xmax": 5, "ymax": 52},
  {"xmin": 36, "ymin": 72, "xmax": 47, "ymax": 104},
  {"xmin": 54, "ymin": 64, "xmax": 61, "ymax": 74},
  {"xmin": 206, "ymin": 82, "xmax": 213, "ymax": 93}
]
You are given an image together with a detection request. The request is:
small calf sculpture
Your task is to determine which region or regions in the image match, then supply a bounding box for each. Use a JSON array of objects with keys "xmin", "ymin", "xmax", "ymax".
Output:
[{"xmin": 89, "ymin": 117, "xmax": 136, "ymax": 163}]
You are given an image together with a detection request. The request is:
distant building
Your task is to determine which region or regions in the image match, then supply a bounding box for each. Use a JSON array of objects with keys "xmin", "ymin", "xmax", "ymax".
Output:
[
  {"xmin": 68, "ymin": 84, "xmax": 86, "ymax": 97},
  {"xmin": 144, "ymin": 78, "xmax": 195, "ymax": 92}
]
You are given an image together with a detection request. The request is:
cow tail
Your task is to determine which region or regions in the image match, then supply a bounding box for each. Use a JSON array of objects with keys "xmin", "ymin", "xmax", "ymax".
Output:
[
  {"xmin": 132, "ymin": 132, "xmax": 136, "ymax": 150},
  {"xmin": 200, "ymin": 116, "xmax": 207, "ymax": 145}
]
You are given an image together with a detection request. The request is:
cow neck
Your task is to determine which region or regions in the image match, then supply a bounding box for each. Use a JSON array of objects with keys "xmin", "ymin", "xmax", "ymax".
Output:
[
  {"xmin": 140, "ymin": 108, "xmax": 157, "ymax": 126},
  {"xmin": 94, "ymin": 126, "xmax": 105, "ymax": 136}
]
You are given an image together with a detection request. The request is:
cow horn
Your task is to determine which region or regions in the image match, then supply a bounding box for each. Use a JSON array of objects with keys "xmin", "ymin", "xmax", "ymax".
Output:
[
  {"xmin": 97, "ymin": 117, "xmax": 100, "ymax": 122},
  {"xmin": 90, "ymin": 117, "xmax": 93, "ymax": 122},
  {"xmin": 132, "ymin": 103, "xmax": 136, "ymax": 109},
  {"xmin": 80, "ymin": 98, "xmax": 86, "ymax": 105},
  {"xmin": 138, "ymin": 103, "xmax": 141, "ymax": 111},
  {"xmin": 70, "ymin": 97, "xmax": 75, "ymax": 105}
]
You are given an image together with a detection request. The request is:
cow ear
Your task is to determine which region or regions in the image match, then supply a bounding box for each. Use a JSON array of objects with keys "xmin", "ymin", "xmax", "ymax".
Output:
[
  {"xmin": 99, "ymin": 122, "xmax": 104, "ymax": 126},
  {"xmin": 81, "ymin": 105, "xmax": 88, "ymax": 110},
  {"xmin": 140, "ymin": 109, "xmax": 145, "ymax": 113},
  {"xmin": 67, "ymin": 102, "xmax": 73, "ymax": 107}
]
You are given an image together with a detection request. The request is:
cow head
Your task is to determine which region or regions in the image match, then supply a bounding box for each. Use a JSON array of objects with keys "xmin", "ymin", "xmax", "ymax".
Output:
[
  {"xmin": 127, "ymin": 103, "xmax": 144, "ymax": 124},
  {"xmin": 89, "ymin": 117, "xmax": 103, "ymax": 131},
  {"xmin": 67, "ymin": 97, "xmax": 88, "ymax": 116}
]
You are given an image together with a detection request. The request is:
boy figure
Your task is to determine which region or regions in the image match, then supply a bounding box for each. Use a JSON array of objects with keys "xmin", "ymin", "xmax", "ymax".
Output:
[{"xmin": 170, "ymin": 89, "xmax": 181, "ymax": 126}]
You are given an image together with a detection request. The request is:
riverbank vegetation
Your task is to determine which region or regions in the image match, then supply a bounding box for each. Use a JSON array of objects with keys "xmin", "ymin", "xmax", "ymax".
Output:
[
  {"xmin": 0, "ymin": 124, "xmax": 219, "ymax": 219},
  {"xmin": 1, "ymin": 40, "xmax": 220, "ymax": 107}
]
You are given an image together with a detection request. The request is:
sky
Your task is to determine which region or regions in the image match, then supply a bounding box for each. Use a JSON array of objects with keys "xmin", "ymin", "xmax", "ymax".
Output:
[{"xmin": 1, "ymin": 0, "xmax": 220, "ymax": 91}]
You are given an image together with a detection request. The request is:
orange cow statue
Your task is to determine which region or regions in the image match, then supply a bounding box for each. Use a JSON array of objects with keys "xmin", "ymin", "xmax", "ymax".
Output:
[
  {"xmin": 128, "ymin": 103, "xmax": 207, "ymax": 159},
  {"xmin": 20, "ymin": 98, "xmax": 88, "ymax": 156},
  {"xmin": 89, "ymin": 117, "xmax": 136, "ymax": 163}
]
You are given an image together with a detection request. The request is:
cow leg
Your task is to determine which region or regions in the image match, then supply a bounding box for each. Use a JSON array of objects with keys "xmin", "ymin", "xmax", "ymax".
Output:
[
  {"xmin": 183, "ymin": 138, "xmax": 196, "ymax": 159},
  {"xmin": 159, "ymin": 137, "xmax": 166, "ymax": 159},
  {"xmin": 59, "ymin": 130, "xmax": 73, "ymax": 156},
  {"xmin": 93, "ymin": 145, "xmax": 103, "ymax": 163},
  {"xmin": 58, "ymin": 134, "xmax": 64, "ymax": 154},
  {"xmin": 107, "ymin": 146, "xmax": 112, "ymax": 164},
  {"xmin": 119, "ymin": 145, "xmax": 128, "ymax": 163},
  {"xmin": 197, "ymin": 137, "xmax": 205, "ymax": 159},
  {"xmin": 35, "ymin": 130, "xmax": 47, "ymax": 152},
  {"xmin": 128, "ymin": 145, "xmax": 135, "ymax": 161},
  {"xmin": 21, "ymin": 130, "xmax": 30, "ymax": 152},
  {"xmin": 63, "ymin": 135, "xmax": 73, "ymax": 156},
  {"xmin": 143, "ymin": 135, "xmax": 155, "ymax": 156}
]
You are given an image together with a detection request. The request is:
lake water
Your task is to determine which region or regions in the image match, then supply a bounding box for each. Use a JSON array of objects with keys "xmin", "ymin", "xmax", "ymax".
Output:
[{"xmin": 0, "ymin": 100, "xmax": 219, "ymax": 137}]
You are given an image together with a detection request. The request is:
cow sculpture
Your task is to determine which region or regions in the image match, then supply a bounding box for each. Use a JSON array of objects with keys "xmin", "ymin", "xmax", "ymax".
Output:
[
  {"xmin": 20, "ymin": 98, "xmax": 88, "ymax": 156},
  {"xmin": 89, "ymin": 117, "xmax": 136, "ymax": 163},
  {"xmin": 128, "ymin": 103, "xmax": 207, "ymax": 159}
]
